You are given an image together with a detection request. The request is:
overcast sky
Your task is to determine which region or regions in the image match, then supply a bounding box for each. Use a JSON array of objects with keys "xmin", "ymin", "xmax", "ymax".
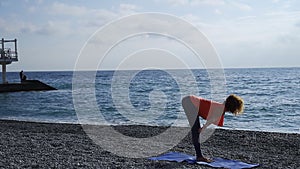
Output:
[{"xmin": 1, "ymin": 0, "xmax": 300, "ymax": 71}]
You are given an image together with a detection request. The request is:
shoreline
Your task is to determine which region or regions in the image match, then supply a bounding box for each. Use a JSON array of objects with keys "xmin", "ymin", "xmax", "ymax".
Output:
[
  {"xmin": 1, "ymin": 118, "xmax": 299, "ymax": 134},
  {"xmin": 0, "ymin": 119, "xmax": 299, "ymax": 168}
]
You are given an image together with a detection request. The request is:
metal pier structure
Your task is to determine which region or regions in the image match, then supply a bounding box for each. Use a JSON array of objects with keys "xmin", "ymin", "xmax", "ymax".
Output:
[
  {"xmin": 0, "ymin": 38, "xmax": 56, "ymax": 92},
  {"xmin": 0, "ymin": 38, "xmax": 18, "ymax": 84}
]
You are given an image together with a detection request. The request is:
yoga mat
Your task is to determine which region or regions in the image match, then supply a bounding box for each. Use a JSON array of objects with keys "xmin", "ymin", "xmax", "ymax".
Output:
[{"xmin": 149, "ymin": 152, "xmax": 259, "ymax": 169}]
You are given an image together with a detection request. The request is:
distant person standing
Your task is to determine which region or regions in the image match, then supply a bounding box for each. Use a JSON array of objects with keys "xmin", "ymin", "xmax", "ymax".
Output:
[{"xmin": 19, "ymin": 70, "xmax": 27, "ymax": 82}]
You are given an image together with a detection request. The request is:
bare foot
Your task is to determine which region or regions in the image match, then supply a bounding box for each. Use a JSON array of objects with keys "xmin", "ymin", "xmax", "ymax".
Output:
[{"xmin": 196, "ymin": 156, "xmax": 213, "ymax": 163}]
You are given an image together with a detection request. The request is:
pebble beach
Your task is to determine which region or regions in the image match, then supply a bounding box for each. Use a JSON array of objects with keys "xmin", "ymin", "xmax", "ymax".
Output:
[{"xmin": 0, "ymin": 120, "xmax": 299, "ymax": 169}]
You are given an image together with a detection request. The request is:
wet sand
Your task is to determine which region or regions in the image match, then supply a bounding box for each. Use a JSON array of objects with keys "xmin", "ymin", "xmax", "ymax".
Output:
[{"xmin": 0, "ymin": 120, "xmax": 299, "ymax": 168}]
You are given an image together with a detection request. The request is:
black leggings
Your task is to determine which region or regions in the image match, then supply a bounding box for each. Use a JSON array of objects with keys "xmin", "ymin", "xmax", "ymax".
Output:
[
  {"xmin": 182, "ymin": 96, "xmax": 202, "ymax": 158},
  {"xmin": 191, "ymin": 115, "xmax": 202, "ymax": 158}
]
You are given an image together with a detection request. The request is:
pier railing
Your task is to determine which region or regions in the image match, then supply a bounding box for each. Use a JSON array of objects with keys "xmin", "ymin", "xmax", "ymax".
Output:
[
  {"xmin": 0, "ymin": 38, "xmax": 18, "ymax": 64},
  {"xmin": 0, "ymin": 48, "xmax": 18, "ymax": 64}
]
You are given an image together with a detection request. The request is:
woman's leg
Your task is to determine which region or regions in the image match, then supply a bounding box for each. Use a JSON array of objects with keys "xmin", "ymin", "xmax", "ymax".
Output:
[
  {"xmin": 191, "ymin": 115, "xmax": 202, "ymax": 158},
  {"xmin": 182, "ymin": 96, "xmax": 203, "ymax": 158}
]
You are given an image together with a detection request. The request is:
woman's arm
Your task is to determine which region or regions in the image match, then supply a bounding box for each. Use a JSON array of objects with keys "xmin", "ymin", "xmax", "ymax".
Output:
[{"xmin": 199, "ymin": 111, "xmax": 225, "ymax": 133}]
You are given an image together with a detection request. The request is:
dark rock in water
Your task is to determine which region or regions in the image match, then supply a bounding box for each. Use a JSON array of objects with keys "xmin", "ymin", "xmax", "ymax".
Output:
[{"xmin": 0, "ymin": 80, "xmax": 57, "ymax": 93}]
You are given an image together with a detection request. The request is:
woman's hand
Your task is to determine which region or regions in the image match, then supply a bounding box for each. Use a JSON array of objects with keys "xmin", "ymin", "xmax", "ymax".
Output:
[{"xmin": 198, "ymin": 123, "xmax": 210, "ymax": 133}]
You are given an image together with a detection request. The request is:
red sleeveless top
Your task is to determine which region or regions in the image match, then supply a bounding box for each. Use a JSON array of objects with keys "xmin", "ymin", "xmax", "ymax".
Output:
[{"xmin": 190, "ymin": 95, "xmax": 225, "ymax": 126}]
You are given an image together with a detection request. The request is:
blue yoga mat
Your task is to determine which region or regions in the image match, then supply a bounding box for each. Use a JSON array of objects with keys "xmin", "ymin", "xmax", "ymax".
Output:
[{"xmin": 149, "ymin": 152, "xmax": 259, "ymax": 169}]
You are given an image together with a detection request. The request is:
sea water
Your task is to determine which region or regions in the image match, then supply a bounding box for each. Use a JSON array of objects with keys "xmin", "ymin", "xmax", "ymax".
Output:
[{"xmin": 0, "ymin": 68, "xmax": 299, "ymax": 133}]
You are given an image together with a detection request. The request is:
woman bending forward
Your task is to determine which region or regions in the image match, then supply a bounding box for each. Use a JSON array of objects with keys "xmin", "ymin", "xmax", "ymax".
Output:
[{"xmin": 182, "ymin": 94, "xmax": 244, "ymax": 162}]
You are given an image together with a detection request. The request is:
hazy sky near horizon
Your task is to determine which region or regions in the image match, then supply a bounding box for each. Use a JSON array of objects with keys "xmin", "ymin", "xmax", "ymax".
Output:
[{"xmin": 1, "ymin": 0, "xmax": 300, "ymax": 71}]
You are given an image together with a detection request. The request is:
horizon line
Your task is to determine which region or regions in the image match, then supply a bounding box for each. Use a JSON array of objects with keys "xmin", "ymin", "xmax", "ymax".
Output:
[{"xmin": 3, "ymin": 65, "xmax": 300, "ymax": 73}]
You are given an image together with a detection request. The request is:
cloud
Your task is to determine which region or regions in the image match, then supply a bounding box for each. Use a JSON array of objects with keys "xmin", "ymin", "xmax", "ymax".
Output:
[
  {"xmin": 118, "ymin": 3, "xmax": 139, "ymax": 16},
  {"xmin": 81, "ymin": 9, "xmax": 118, "ymax": 29},
  {"xmin": 47, "ymin": 2, "xmax": 138, "ymax": 31},
  {"xmin": 166, "ymin": 0, "xmax": 225, "ymax": 6},
  {"xmin": 229, "ymin": 1, "xmax": 252, "ymax": 11},
  {"xmin": 36, "ymin": 0, "xmax": 43, "ymax": 4},
  {"xmin": 3, "ymin": 1, "xmax": 300, "ymax": 70},
  {"xmin": 1, "ymin": 2, "xmax": 140, "ymax": 38},
  {"xmin": 163, "ymin": 0, "xmax": 252, "ymax": 17},
  {"xmin": 166, "ymin": 0, "xmax": 188, "ymax": 6},
  {"xmin": 0, "ymin": 17, "xmax": 71, "ymax": 36},
  {"xmin": 191, "ymin": 0, "xmax": 225, "ymax": 6},
  {"xmin": 119, "ymin": 3, "xmax": 138, "ymax": 11},
  {"xmin": 34, "ymin": 21, "xmax": 72, "ymax": 35},
  {"xmin": 214, "ymin": 9, "xmax": 222, "ymax": 15},
  {"xmin": 174, "ymin": 8, "xmax": 300, "ymax": 68},
  {"xmin": 182, "ymin": 13, "xmax": 202, "ymax": 23},
  {"xmin": 208, "ymin": 11, "xmax": 300, "ymax": 67},
  {"xmin": 272, "ymin": 0, "xmax": 280, "ymax": 3},
  {"xmin": 49, "ymin": 2, "xmax": 138, "ymax": 18},
  {"xmin": 0, "ymin": 17, "xmax": 35, "ymax": 34},
  {"xmin": 50, "ymin": 2, "xmax": 88, "ymax": 16},
  {"xmin": 28, "ymin": 6, "xmax": 36, "ymax": 13}
]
